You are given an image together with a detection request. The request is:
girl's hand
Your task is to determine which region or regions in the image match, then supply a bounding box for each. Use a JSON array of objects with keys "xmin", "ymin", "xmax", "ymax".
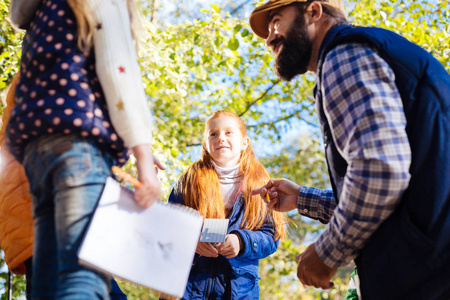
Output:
[
  {"xmin": 132, "ymin": 145, "xmax": 162, "ymax": 208},
  {"xmin": 196, "ymin": 242, "xmax": 219, "ymax": 258},
  {"xmin": 216, "ymin": 234, "xmax": 241, "ymax": 259}
]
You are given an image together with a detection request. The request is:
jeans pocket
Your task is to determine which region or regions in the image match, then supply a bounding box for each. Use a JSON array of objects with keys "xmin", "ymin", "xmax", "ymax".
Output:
[{"xmin": 53, "ymin": 140, "xmax": 92, "ymax": 188}]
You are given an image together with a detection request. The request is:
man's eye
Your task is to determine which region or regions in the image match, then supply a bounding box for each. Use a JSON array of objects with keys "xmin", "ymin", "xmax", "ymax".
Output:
[
  {"xmin": 269, "ymin": 19, "xmax": 280, "ymax": 34},
  {"xmin": 274, "ymin": 20, "xmax": 280, "ymax": 30}
]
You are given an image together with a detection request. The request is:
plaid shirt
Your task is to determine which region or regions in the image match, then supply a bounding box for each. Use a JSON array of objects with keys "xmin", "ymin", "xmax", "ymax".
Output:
[{"xmin": 298, "ymin": 43, "xmax": 412, "ymax": 268}]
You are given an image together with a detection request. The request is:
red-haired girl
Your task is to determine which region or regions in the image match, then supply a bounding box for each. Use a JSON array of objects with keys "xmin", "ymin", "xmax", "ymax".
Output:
[{"xmin": 168, "ymin": 110, "xmax": 286, "ymax": 299}]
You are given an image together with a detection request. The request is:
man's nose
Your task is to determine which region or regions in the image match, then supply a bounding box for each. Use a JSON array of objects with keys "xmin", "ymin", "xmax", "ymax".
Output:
[{"xmin": 266, "ymin": 25, "xmax": 278, "ymax": 48}]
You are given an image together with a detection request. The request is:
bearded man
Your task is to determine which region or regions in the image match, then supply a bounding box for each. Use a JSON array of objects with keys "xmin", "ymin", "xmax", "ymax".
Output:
[{"xmin": 249, "ymin": 1, "xmax": 450, "ymax": 299}]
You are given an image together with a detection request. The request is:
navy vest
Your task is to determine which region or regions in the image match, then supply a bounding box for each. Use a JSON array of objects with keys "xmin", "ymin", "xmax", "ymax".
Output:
[{"xmin": 315, "ymin": 25, "xmax": 450, "ymax": 300}]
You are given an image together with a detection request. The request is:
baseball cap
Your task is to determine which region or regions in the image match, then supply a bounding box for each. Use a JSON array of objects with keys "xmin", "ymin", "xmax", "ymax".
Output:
[{"xmin": 249, "ymin": 0, "xmax": 345, "ymax": 39}]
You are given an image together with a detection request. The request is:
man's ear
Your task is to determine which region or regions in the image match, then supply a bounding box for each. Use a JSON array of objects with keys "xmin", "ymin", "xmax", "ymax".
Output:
[{"xmin": 306, "ymin": 1, "xmax": 323, "ymax": 24}]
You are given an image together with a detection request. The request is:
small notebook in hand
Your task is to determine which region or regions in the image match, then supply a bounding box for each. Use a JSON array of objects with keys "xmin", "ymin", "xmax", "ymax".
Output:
[
  {"xmin": 200, "ymin": 218, "xmax": 229, "ymax": 245},
  {"xmin": 78, "ymin": 177, "xmax": 203, "ymax": 300}
]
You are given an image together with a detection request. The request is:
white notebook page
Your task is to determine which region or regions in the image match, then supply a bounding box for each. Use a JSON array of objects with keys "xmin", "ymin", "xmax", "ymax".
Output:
[{"xmin": 78, "ymin": 177, "xmax": 203, "ymax": 299}]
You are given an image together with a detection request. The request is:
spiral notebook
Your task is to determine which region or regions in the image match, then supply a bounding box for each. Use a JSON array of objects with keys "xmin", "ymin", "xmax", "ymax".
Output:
[{"xmin": 78, "ymin": 177, "xmax": 203, "ymax": 300}]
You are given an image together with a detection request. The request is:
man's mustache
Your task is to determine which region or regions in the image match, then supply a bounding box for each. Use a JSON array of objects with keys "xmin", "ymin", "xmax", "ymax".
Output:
[{"xmin": 270, "ymin": 37, "xmax": 285, "ymax": 49}]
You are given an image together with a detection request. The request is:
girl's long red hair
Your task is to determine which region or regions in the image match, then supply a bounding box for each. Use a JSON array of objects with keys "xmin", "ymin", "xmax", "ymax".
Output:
[{"xmin": 177, "ymin": 110, "xmax": 286, "ymax": 240}]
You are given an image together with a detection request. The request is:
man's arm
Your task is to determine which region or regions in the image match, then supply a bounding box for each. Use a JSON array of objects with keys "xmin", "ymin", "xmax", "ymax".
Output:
[
  {"xmin": 315, "ymin": 43, "xmax": 411, "ymax": 268},
  {"xmin": 251, "ymin": 179, "xmax": 336, "ymax": 222}
]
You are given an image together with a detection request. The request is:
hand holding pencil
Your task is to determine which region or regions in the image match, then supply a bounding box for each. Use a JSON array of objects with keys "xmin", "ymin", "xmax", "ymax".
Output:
[
  {"xmin": 251, "ymin": 178, "xmax": 300, "ymax": 212},
  {"xmin": 112, "ymin": 166, "xmax": 142, "ymax": 187}
]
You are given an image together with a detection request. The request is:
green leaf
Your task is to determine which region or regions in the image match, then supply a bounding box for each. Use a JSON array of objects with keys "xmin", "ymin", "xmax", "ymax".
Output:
[
  {"xmin": 211, "ymin": 4, "xmax": 220, "ymax": 13},
  {"xmin": 227, "ymin": 38, "xmax": 239, "ymax": 51},
  {"xmin": 170, "ymin": 147, "xmax": 179, "ymax": 157},
  {"xmin": 241, "ymin": 29, "xmax": 250, "ymax": 37}
]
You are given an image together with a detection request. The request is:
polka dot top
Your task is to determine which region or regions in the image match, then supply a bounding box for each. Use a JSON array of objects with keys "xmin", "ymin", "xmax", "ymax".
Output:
[{"xmin": 6, "ymin": 0, "xmax": 128, "ymax": 164}]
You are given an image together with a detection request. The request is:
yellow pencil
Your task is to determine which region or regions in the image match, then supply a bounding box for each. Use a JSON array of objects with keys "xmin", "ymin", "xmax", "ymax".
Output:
[
  {"xmin": 262, "ymin": 180, "xmax": 270, "ymax": 203},
  {"xmin": 111, "ymin": 166, "xmax": 141, "ymax": 188}
]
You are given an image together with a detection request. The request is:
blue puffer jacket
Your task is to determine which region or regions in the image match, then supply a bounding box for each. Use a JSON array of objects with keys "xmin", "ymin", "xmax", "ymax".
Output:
[{"xmin": 168, "ymin": 184, "xmax": 279, "ymax": 300}]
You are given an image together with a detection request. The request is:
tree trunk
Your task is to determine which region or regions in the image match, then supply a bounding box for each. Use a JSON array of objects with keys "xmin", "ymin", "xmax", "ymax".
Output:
[{"xmin": 151, "ymin": 0, "xmax": 160, "ymax": 25}]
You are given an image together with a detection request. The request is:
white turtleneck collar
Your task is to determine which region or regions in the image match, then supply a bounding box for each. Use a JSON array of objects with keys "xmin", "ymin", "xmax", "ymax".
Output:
[
  {"xmin": 212, "ymin": 161, "xmax": 242, "ymax": 181},
  {"xmin": 212, "ymin": 160, "xmax": 243, "ymax": 210}
]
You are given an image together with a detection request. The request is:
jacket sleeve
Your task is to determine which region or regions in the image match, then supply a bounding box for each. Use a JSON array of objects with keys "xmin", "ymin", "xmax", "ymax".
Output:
[
  {"xmin": 297, "ymin": 186, "xmax": 336, "ymax": 224},
  {"xmin": 88, "ymin": 0, "xmax": 153, "ymax": 149},
  {"xmin": 231, "ymin": 217, "xmax": 279, "ymax": 260},
  {"xmin": 167, "ymin": 180, "xmax": 185, "ymax": 205},
  {"xmin": 0, "ymin": 73, "xmax": 34, "ymax": 275}
]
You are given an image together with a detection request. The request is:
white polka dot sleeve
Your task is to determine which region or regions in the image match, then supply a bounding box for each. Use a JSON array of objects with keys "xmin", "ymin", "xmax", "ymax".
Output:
[{"xmin": 87, "ymin": 0, "xmax": 153, "ymax": 149}]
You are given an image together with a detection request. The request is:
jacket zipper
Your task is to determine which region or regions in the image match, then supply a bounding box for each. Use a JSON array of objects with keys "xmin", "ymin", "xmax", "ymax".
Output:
[
  {"xmin": 206, "ymin": 188, "xmax": 242, "ymax": 299},
  {"xmin": 205, "ymin": 259, "xmax": 216, "ymax": 299}
]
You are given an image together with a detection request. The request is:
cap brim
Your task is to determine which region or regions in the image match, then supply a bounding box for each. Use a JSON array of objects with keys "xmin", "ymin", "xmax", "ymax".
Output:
[
  {"xmin": 249, "ymin": 1, "xmax": 297, "ymax": 39},
  {"xmin": 249, "ymin": 0, "xmax": 345, "ymax": 39}
]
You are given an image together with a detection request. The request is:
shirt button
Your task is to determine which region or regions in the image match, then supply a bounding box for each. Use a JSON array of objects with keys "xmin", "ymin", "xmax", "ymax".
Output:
[
  {"xmin": 253, "ymin": 243, "xmax": 257, "ymax": 248},
  {"xmin": 303, "ymin": 208, "xmax": 308, "ymax": 213}
]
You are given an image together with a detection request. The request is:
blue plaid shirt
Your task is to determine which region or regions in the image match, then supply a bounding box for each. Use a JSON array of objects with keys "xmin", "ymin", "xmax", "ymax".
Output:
[{"xmin": 298, "ymin": 43, "xmax": 412, "ymax": 268}]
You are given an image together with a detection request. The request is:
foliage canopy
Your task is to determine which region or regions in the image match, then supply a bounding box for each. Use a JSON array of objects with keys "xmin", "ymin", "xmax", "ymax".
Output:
[{"xmin": 0, "ymin": 0, "xmax": 449, "ymax": 299}]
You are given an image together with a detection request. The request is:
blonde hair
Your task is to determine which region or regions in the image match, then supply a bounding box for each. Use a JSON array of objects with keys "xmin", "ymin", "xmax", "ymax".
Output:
[
  {"xmin": 177, "ymin": 110, "xmax": 286, "ymax": 240},
  {"xmin": 67, "ymin": 0, "xmax": 141, "ymax": 52}
]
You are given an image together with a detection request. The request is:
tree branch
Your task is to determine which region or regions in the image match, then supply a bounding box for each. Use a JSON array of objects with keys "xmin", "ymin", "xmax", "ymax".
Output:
[
  {"xmin": 238, "ymin": 79, "xmax": 280, "ymax": 117},
  {"xmin": 246, "ymin": 111, "xmax": 319, "ymax": 129},
  {"xmin": 150, "ymin": 0, "xmax": 160, "ymax": 25},
  {"xmin": 228, "ymin": 0, "xmax": 254, "ymax": 16}
]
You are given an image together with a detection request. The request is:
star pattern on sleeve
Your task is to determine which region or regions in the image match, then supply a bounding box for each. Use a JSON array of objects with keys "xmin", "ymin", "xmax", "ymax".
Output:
[
  {"xmin": 118, "ymin": 66, "xmax": 125, "ymax": 73},
  {"xmin": 115, "ymin": 100, "xmax": 124, "ymax": 110}
]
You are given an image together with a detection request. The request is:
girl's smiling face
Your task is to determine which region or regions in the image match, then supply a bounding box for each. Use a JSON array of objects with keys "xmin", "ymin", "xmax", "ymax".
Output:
[{"xmin": 205, "ymin": 116, "xmax": 249, "ymax": 168}]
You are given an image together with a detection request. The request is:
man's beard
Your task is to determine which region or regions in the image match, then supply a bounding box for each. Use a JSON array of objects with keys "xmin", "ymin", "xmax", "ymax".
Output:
[{"xmin": 273, "ymin": 15, "xmax": 313, "ymax": 81}]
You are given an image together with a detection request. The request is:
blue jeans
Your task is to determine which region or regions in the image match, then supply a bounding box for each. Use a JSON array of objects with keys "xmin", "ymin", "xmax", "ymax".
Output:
[{"xmin": 23, "ymin": 134, "xmax": 117, "ymax": 300}]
